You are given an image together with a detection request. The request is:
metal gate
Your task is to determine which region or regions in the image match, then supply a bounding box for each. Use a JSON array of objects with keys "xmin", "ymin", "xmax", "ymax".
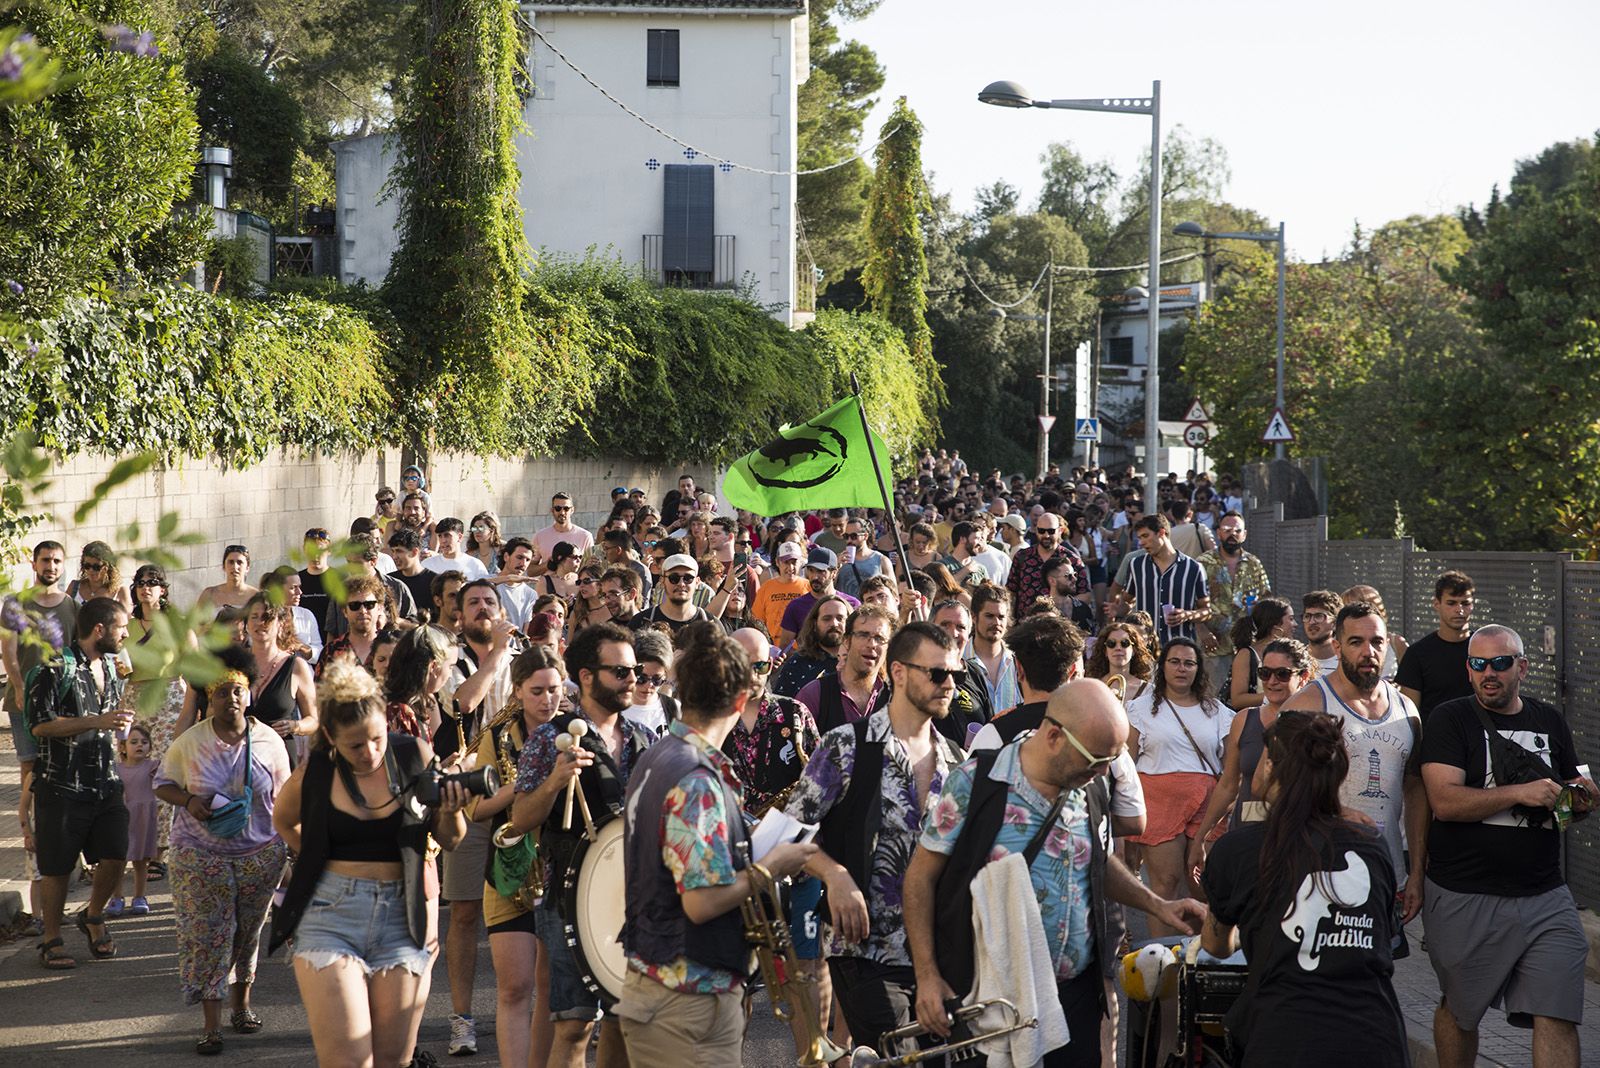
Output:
[
  {"xmin": 1272, "ymin": 516, "xmax": 1327, "ymax": 614},
  {"xmin": 1561, "ymin": 561, "xmax": 1600, "ymax": 908},
  {"xmin": 1246, "ymin": 504, "xmax": 1283, "ymax": 587},
  {"xmin": 1321, "ymin": 538, "xmax": 1413, "ymax": 622}
]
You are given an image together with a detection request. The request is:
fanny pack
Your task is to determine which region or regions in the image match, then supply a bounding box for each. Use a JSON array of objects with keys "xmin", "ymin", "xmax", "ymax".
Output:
[{"xmin": 209, "ymin": 725, "xmax": 254, "ymax": 839}]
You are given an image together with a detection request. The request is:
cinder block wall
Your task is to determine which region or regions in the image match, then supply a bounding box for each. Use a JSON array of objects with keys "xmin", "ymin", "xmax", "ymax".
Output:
[{"xmin": 17, "ymin": 449, "xmax": 708, "ymax": 603}]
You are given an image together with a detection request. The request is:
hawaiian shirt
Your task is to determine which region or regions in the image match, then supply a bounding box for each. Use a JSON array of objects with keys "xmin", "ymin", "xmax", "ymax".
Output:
[
  {"xmin": 721, "ymin": 693, "xmax": 822, "ymax": 815},
  {"xmin": 625, "ymin": 720, "xmax": 749, "ymax": 995},
  {"xmin": 1006, "ymin": 543, "xmax": 1089, "ymax": 612},
  {"xmin": 966, "ymin": 641, "xmax": 1022, "ymax": 715},
  {"xmin": 315, "ymin": 634, "xmax": 374, "ymax": 680},
  {"xmin": 1196, "ymin": 549, "xmax": 1272, "ymax": 658},
  {"xmin": 782, "ymin": 709, "xmax": 959, "ymax": 964},
  {"xmin": 920, "ymin": 736, "xmax": 1095, "ymax": 979}
]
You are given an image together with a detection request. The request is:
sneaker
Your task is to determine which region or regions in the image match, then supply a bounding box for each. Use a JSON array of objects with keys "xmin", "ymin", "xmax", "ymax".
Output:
[
  {"xmin": 447, "ymin": 1014, "xmax": 477, "ymax": 1056},
  {"xmin": 104, "ymin": 897, "xmax": 125, "ymax": 918},
  {"xmin": 129, "ymin": 897, "xmax": 150, "ymax": 916}
]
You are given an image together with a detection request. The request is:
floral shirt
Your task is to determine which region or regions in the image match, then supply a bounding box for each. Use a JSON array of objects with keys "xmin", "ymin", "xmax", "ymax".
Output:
[
  {"xmin": 782, "ymin": 710, "xmax": 959, "ymax": 964},
  {"xmin": 626, "ymin": 720, "xmax": 749, "ymax": 995},
  {"xmin": 1196, "ymin": 550, "xmax": 1273, "ymax": 658},
  {"xmin": 315, "ymin": 634, "xmax": 374, "ymax": 680},
  {"xmin": 921, "ymin": 737, "xmax": 1095, "ymax": 979},
  {"xmin": 721, "ymin": 693, "xmax": 822, "ymax": 814},
  {"xmin": 1006, "ymin": 543, "xmax": 1089, "ymax": 612}
]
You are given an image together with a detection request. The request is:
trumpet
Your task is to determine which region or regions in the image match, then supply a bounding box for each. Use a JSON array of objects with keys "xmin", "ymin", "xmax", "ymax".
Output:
[
  {"xmin": 742, "ymin": 863, "xmax": 847, "ymax": 1067},
  {"xmin": 848, "ymin": 998, "xmax": 1038, "ymax": 1066}
]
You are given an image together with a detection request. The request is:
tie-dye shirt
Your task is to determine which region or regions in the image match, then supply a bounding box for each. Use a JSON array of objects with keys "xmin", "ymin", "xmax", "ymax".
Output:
[
  {"xmin": 920, "ymin": 737, "xmax": 1095, "ymax": 978},
  {"xmin": 157, "ymin": 718, "xmax": 292, "ymax": 856}
]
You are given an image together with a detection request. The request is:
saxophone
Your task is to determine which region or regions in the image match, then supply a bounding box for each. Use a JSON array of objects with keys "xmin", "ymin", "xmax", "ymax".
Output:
[
  {"xmin": 753, "ymin": 713, "xmax": 810, "ymax": 818},
  {"xmin": 742, "ymin": 863, "xmax": 847, "ymax": 1067},
  {"xmin": 479, "ymin": 699, "xmax": 544, "ymax": 907}
]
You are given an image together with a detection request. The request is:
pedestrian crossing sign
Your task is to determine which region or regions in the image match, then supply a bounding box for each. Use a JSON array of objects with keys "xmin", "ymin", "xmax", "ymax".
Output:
[
  {"xmin": 1074, "ymin": 418, "xmax": 1100, "ymax": 441},
  {"xmin": 1262, "ymin": 408, "xmax": 1295, "ymax": 443}
]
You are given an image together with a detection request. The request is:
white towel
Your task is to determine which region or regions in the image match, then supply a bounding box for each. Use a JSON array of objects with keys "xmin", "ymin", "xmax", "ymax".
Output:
[{"xmin": 968, "ymin": 852, "xmax": 1071, "ymax": 1067}]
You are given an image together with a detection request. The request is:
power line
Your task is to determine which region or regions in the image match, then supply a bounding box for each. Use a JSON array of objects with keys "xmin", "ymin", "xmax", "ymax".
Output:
[{"xmin": 530, "ymin": 26, "xmax": 898, "ymax": 177}]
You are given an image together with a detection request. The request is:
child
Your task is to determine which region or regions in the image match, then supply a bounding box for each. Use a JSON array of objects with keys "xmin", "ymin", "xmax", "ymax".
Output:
[{"xmin": 109, "ymin": 723, "xmax": 159, "ymax": 916}]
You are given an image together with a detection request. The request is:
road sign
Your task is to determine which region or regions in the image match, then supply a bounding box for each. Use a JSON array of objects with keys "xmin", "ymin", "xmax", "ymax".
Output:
[
  {"xmin": 1038, "ymin": 415, "xmax": 1056, "ymax": 434},
  {"xmin": 1074, "ymin": 417, "xmax": 1100, "ymax": 441},
  {"xmin": 1182, "ymin": 423, "xmax": 1210, "ymax": 448},
  {"xmin": 1182, "ymin": 398, "xmax": 1211, "ymax": 424},
  {"xmin": 1262, "ymin": 408, "xmax": 1295, "ymax": 443}
]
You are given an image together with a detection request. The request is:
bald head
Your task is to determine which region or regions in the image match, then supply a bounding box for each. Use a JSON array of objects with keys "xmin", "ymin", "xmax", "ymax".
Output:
[
  {"xmin": 1047, "ymin": 678, "xmax": 1129, "ymax": 755},
  {"xmin": 732, "ymin": 628, "xmax": 769, "ymax": 662}
]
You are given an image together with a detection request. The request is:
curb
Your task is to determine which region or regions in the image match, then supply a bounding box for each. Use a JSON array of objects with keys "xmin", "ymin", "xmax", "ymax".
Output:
[{"xmin": 1583, "ymin": 907, "xmax": 1600, "ymax": 983}]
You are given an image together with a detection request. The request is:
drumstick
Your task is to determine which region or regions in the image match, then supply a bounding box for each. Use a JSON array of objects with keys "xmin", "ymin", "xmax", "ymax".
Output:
[
  {"xmin": 574, "ymin": 779, "xmax": 599, "ymax": 840},
  {"xmin": 555, "ymin": 733, "xmax": 576, "ymax": 830},
  {"xmin": 566, "ymin": 720, "xmax": 594, "ymax": 836}
]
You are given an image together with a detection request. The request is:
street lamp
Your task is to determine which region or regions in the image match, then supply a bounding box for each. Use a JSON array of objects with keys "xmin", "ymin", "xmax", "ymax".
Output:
[
  {"xmin": 988, "ymin": 269, "xmax": 1054, "ymax": 478},
  {"xmin": 980, "ymin": 79, "xmax": 1162, "ymax": 492},
  {"xmin": 1174, "ymin": 219, "xmax": 1288, "ymax": 459}
]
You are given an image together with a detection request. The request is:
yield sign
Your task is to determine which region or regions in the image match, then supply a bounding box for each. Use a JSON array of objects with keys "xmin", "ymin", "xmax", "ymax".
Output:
[
  {"xmin": 1262, "ymin": 408, "xmax": 1295, "ymax": 443},
  {"xmin": 1182, "ymin": 398, "xmax": 1210, "ymax": 424},
  {"xmin": 1038, "ymin": 415, "xmax": 1056, "ymax": 433}
]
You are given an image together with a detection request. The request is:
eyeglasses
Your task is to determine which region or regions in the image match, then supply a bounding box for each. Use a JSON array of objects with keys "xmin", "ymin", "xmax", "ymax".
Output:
[
  {"xmin": 665, "ymin": 573, "xmax": 695, "ymax": 585},
  {"xmin": 638, "ymin": 673, "xmax": 667, "ymax": 687},
  {"xmin": 1258, "ymin": 666, "xmax": 1297, "ymax": 682},
  {"xmin": 1104, "ymin": 639, "xmax": 1132, "ymax": 649},
  {"xmin": 1164, "ymin": 658, "xmax": 1199, "ymax": 669},
  {"xmin": 1468, "ymin": 654, "xmax": 1521, "ymax": 672},
  {"xmin": 1303, "ymin": 612, "xmax": 1332, "ymax": 624},
  {"xmin": 597, "ymin": 664, "xmax": 643, "ymax": 681},
  {"xmin": 901, "ymin": 663, "xmax": 968, "ymax": 686},
  {"xmin": 750, "ymin": 660, "xmax": 771, "ymax": 674},
  {"xmin": 347, "ymin": 599, "xmax": 381, "ymax": 612},
  {"xmin": 1044, "ymin": 715, "xmax": 1123, "ymax": 769},
  {"xmin": 849, "ymin": 630, "xmax": 889, "ymax": 645}
]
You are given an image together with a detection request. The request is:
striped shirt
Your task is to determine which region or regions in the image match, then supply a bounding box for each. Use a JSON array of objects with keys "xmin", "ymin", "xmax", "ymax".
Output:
[{"xmin": 1124, "ymin": 549, "xmax": 1209, "ymax": 648}]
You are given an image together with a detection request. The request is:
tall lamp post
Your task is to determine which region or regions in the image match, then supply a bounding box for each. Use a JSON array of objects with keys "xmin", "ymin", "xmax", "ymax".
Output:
[
  {"xmin": 979, "ymin": 79, "xmax": 1163, "ymax": 492},
  {"xmin": 1174, "ymin": 219, "xmax": 1288, "ymax": 459},
  {"xmin": 989, "ymin": 269, "xmax": 1054, "ymax": 477}
]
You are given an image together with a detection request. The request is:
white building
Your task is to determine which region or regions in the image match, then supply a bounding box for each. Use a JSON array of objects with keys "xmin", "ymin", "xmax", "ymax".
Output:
[
  {"xmin": 1095, "ymin": 280, "xmax": 1208, "ymax": 471},
  {"xmin": 333, "ymin": 0, "xmax": 808, "ymax": 324}
]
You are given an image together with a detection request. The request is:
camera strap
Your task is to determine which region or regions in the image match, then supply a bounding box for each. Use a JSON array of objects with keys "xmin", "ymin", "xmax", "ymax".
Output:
[{"xmin": 335, "ymin": 744, "xmax": 402, "ymax": 811}]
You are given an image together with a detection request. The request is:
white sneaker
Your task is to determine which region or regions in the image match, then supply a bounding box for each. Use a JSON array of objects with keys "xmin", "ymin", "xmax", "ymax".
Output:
[{"xmin": 447, "ymin": 1014, "xmax": 477, "ymax": 1056}]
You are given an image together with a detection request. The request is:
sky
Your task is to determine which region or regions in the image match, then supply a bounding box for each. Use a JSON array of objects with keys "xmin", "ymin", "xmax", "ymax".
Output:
[{"xmin": 845, "ymin": 0, "xmax": 1600, "ymax": 262}]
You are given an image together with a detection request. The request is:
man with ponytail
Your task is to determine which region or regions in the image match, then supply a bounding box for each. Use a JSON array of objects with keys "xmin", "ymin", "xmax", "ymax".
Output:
[{"xmin": 1201, "ymin": 709, "xmax": 1408, "ymax": 1067}]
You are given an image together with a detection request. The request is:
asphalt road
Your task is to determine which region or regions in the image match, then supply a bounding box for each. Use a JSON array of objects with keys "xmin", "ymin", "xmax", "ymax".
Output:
[{"xmin": 0, "ymin": 883, "xmax": 800, "ymax": 1066}]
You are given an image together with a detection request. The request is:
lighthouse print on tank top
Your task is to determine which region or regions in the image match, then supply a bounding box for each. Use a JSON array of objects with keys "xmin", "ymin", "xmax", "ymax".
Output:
[{"xmin": 1311, "ymin": 676, "xmax": 1419, "ymax": 882}]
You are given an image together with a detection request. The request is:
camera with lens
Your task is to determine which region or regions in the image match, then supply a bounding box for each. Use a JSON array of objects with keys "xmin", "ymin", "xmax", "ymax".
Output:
[{"xmin": 411, "ymin": 760, "xmax": 500, "ymax": 806}]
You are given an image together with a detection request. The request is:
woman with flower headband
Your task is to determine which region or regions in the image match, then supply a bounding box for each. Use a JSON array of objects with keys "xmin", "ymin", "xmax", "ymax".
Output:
[{"xmin": 153, "ymin": 643, "xmax": 293, "ymax": 1056}]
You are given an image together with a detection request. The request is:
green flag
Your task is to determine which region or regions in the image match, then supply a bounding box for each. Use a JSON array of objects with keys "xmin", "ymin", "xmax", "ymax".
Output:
[{"xmin": 721, "ymin": 396, "xmax": 893, "ymax": 516}]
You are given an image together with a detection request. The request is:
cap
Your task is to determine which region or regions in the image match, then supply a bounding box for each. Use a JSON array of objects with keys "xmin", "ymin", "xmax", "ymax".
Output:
[
  {"xmin": 376, "ymin": 486, "xmax": 396, "ymax": 501},
  {"xmin": 611, "ymin": 486, "xmax": 628, "ymax": 496},
  {"xmin": 661, "ymin": 553, "xmax": 698, "ymax": 574},
  {"xmin": 806, "ymin": 547, "xmax": 838, "ymax": 569},
  {"xmin": 776, "ymin": 542, "xmax": 804, "ymax": 561},
  {"xmin": 998, "ymin": 514, "xmax": 1026, "ymax": 532},
  {"xmin": 630, "ymin": 487, "xmax": 645, "ymax": 495}
]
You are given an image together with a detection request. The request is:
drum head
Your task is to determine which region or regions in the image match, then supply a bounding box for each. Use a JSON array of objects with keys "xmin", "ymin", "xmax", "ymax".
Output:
[{"xmin": 563, "ymin": 818, "xmax": 627, "ymax": 1004}]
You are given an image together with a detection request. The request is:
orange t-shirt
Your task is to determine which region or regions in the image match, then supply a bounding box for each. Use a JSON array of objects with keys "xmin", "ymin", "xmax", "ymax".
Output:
[{"xmin": 753, "ymin": 577, "xmax": 809, "ymax": 639}]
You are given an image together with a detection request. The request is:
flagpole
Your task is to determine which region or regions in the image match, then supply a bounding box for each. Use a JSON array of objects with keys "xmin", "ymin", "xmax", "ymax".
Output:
[{"xmin": 848, "ymin": 374, "xmax": 920, "ymax": 615}]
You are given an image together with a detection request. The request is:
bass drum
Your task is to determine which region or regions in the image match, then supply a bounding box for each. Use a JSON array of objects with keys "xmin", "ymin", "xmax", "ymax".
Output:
[{"xmin": 562, "ymin": 817, "xmax": 628, "ymax": 1005}]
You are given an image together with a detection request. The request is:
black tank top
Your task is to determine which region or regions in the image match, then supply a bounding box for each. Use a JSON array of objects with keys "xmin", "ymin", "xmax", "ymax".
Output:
[
  {"xmin": 255, "ymin": 657, "xmax": 298, "ymax": 726},
  {"xmin": 325, "ymin": 804, "xmax": 403, "ymax": 862}
]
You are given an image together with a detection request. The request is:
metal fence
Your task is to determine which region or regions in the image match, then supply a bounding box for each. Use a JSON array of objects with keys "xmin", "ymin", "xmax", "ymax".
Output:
[{"xmin": 1246, "ymin": 521, "xmax": 1600, "ymax": 907}]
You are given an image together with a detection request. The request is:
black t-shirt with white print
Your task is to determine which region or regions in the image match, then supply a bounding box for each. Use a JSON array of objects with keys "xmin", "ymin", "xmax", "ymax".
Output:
[
  {"xmin": 1420, "ymin": 693, "xmax": 1580, "ymax": 896},
  {"xmin": 1203, "ymin": 820, "xmax": 1406, "ymax": 1067}
]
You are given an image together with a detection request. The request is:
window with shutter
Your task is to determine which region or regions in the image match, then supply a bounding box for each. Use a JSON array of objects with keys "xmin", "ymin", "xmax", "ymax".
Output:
[
  {"xmin": 662, "ymin": 164, "xmax": 714, "ymax": 286},
  {"xmin": 646, "ymin": 29, "xmax": 679, "ymax": 87}
]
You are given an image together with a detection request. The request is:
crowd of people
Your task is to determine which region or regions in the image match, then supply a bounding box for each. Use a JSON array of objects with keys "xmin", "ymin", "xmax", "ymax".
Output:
[{"xmin": 3, "ymin": 453, "xmax": 1596, "ymax": 1068}]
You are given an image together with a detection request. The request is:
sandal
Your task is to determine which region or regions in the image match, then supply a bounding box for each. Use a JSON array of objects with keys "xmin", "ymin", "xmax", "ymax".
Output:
[
  {"xmin": 230, "ymin": 1008, "xmax": 263, "ymax": 1034},
  {"xmin": 74, "ymin": 911, "xmax": 117, "ymax": 959},
  {"xmin": 196, "ymin": 1030, "xmax": 224, "ymax": 1055},
  {"xmin": 38, "ymin": 937, "xmax": 77, "ymax": 970},
  {"xmin": 147, "ymin": 860, "xmax": 166, "ymax": 882}
]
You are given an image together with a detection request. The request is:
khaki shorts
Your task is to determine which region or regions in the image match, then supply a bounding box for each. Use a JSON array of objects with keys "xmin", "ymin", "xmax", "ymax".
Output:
[
  {"xmin": 441, "ymin": 820, "xmax": 491, "ymax": 902},
  {"xmin": 616, "ymin": 967, "xmax": 744, "ymax": 1067}
]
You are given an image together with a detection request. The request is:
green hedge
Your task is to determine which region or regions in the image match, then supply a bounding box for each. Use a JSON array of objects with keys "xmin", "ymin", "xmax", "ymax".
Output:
[
  {"xmin": 1, "ymin": 263, "xmax": 936, "ymax": 469},
  {"xmin": 5, "ymin": 287, "xmax": 392, "ymax": 466}
]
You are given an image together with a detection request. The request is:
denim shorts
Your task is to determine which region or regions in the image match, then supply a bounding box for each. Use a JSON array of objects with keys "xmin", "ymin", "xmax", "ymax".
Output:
[
  {"xmin": 9, "ymin": 709, "xmax": 38, "ymax": 765},
  {"xmin": 535, "ymin": 899, "xmax": 606, "ymax": 1022},
  {"xmin": 292, "ymin": 871, "xmax": 434, "ymax": 978}
]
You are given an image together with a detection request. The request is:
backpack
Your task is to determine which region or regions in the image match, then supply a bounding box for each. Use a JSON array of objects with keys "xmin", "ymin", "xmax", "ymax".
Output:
[{"xmin": 23, "ymin": 647, "xmax": 78, "ymax": 741}]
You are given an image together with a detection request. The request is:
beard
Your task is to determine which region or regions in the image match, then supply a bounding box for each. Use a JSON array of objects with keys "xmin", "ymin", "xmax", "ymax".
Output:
[
  {"xmin": 1340, "ymin": 656, "xmax": 1381, "ymax": 694},
  {"xmin": 589, "ymin": 675, "xmax": 632, "ymax": 714},
  {"xmin": 464, "ymin": 616, "xmax": 495, "ymax": 645},
  {"xmin": 1220, "ymin": 538, "xmax": 1243, "ymax": 553}
]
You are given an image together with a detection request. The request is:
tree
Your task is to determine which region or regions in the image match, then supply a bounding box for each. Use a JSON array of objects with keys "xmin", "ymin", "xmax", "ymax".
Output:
[
  {"xmin": 861, "ymin": 97, "xmax": 941, "ymax": 437},
  {"xmin": 0, "ymin": 0, "xmax": 205, "ymax": 314},
  {"xmin": 797, "ymin": 0, "xmax": 883, "ymax": 296}
]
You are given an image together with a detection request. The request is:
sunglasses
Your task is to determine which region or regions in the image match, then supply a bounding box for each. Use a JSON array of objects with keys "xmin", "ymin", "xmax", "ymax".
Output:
[
  {"xmin": 471, "ymin": 526, "xmax": 488, "ymax": 534},
  {"xmin": 1468, "ymin": 654, "xmax": 1520, "ymax": 672},
  {"xmin": 665, "ymin": 573, "xmax": 695, "ymax": 585},
  {"xmin": 598, "ymin": 664, "xmax": 644, "ymax": 681},
  {"xmin": 81, "ymin": 561, "xmax": 105, "ymax": 572},
  {"xmin": 578, "ymin": 576, "xmax": 599, "ymax": 586},
  {"xmin": 642, "ymin": 540, "xmax": 658, "ymax": 549},
  {"xmin": 902, "ymin": 663, "xmax": 968, "ymax": 686},
  {"xmin": 1045, "ymin": 715, "xmax": 1123, "ymax": 769},
  {"xmin": 377, "ymin": 495, "xmax": 395, "ymax": 504},
  {"xmin": 750, "ymin": 660, "xmax": 772, "ymax": 674},
  {"xmin": 1258, "ymin": 666, "xmax": 1297, "ymax": 683},
  {"xmin": 305, "ymin": 529, "xmax": 329, "ymax": 540},
  {"xmin": 638, "ymin": 673, "xmax": 667, "ymax": 687},
  {"xmin": 134, "ymin": 578, "xmax": 165, "ymax": 589},
  {"xmin": 1103, "ymin": 639, "xmax": 1132, "ymax": 649},
  {"xmin": 347, "ymin": 599, "xmax": 381, "ymax": 612},
  {"xmin": 552, "ymin": 505, "xmax": 572, "ymax": 513},
  {"xmin": 224, "ymin": 544, "xmax": 249, "ymax": 557}
]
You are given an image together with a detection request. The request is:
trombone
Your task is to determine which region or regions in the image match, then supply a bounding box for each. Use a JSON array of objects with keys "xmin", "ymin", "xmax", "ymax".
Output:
[{"xmin": 848, "ymin": 999, "xmax": 1038, "ymax": 1066}]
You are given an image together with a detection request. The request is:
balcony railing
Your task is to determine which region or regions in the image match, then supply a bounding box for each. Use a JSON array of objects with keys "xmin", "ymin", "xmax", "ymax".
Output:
[{"xmin": 642, "ymin": 233, "xmax": 736, "ymax": 289}]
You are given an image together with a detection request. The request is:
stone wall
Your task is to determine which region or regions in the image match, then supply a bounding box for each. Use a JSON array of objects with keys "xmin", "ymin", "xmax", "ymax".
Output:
[{"xmin": 16, "ymin": 448, "xmax": 707, "ymax": 603}]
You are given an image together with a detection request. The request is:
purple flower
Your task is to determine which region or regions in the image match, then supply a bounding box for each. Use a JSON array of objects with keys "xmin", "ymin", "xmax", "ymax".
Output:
[
  {"xmin": 26, "ymin": 341, "xmax": 39, "ymax": 357},
  {"xmin": 4, "ymin": 279, "xmax": 21, "ymax": 296},
  {"xmin": 0, "ymin": 51, "xmax": 22, "ymax": 83},
  {"xmin": 100, "ymin": 24, "xmax": 159, "ymax": 58},
  {"xmin": 36, "ymin": 615, "xmax": 63, "ymax": 651},
  {"xmin": 0, "ymin": 598, "xmax": 30, "ymax": 636}
]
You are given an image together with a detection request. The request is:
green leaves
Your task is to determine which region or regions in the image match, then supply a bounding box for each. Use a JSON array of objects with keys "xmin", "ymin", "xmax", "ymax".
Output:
[{"xmin": 73, "ymin": 451, "xmax": 156, "ymax": 522}]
